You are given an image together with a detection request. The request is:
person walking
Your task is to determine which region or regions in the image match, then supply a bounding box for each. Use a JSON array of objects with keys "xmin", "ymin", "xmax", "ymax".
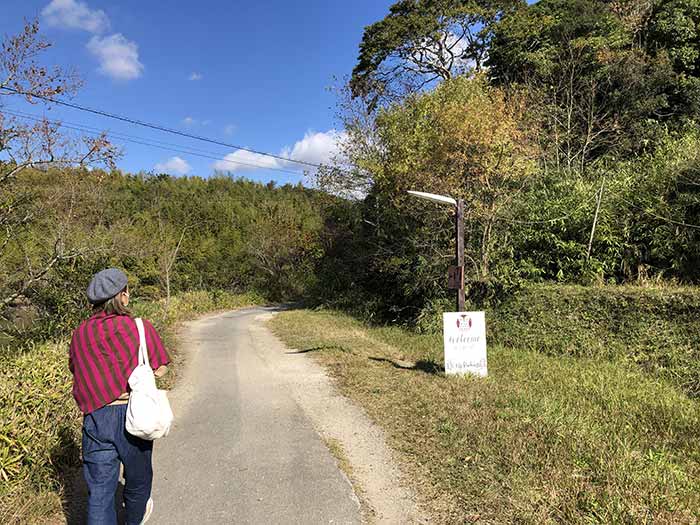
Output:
[{"xmin": 69, "ymin": 268, "xmax": 170, "ymax": 525}]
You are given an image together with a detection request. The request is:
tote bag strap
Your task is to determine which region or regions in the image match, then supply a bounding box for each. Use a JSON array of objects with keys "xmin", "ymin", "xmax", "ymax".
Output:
[{"xmin": 134, "ymin": 318, "xmax": 151, "ymax": 367}]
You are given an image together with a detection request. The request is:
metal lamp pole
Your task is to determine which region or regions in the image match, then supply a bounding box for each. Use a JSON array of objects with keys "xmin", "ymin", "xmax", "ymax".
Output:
[{"xmin": 407, "ymin": 191, "xmax": 465, "ymax": 312}]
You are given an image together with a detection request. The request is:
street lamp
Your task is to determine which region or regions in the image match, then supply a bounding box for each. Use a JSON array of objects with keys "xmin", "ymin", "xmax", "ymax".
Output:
[{"xmin": 407, "ymin": 190, "xmax": 465, "ymax": 312}]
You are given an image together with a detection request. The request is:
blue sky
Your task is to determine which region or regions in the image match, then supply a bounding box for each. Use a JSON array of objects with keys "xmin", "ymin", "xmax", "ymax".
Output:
[{"xmin": 1, "ymin": 0, "xmax": 395, "ymax": 184}]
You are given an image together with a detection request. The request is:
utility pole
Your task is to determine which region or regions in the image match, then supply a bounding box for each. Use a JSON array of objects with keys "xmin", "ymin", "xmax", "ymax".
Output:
[{"xmin": 456, "ymin": 198, "xmax": 465, "ymax": 311}]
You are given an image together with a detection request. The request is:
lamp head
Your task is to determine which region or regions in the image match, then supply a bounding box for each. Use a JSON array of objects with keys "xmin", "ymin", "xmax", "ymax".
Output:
[{"xmin": 407, "ymin": 190, "xmax": 457, "ymax": 206}]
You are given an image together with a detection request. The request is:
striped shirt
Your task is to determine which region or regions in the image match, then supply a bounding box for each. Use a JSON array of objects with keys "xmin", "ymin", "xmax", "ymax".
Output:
[{"xmin": 68, "ymin": 312, "xmax": 170, "ymax": 415}]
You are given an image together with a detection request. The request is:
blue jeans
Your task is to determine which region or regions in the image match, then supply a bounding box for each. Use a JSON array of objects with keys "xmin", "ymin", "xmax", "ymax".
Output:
[{"xmin": 82, "ymin": 404, "xmax": 153, "ymax": 525}]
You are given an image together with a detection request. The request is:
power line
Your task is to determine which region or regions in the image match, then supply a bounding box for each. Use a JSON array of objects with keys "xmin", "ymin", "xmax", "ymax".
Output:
[
  {"xmin": 619, "ymin": 198, "xmax": 700, "ymax": 230},
  {"xmin": 5, "ymin": 108, "xmax": 239, "ymax": 159},
  {"xmin": 493, "ymin": 189, "xmax": 601, "ymax": 225},
  {"xmin": 3, "ymin": 109, "xmax": 304, "ymax": 176},
  {"xmin": 0, "ymin": 86, "xmax": 326, "ymax": 171},
  {"xmin": 4, "ymin": 108, "xmax": 306, "ymax": 176},
  {"xmin": 2, "ymin": 109, "xmax": 309, "ymax": 177}
]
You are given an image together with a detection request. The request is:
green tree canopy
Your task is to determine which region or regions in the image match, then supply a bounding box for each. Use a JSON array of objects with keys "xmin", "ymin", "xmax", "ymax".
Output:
[
  {"xmin": 487, "ymin": 0, "xmax": 685, "ymax": 167},
  {"xmin": 349, "ymin": 0, "xmax": 523, "ymax": 108}
]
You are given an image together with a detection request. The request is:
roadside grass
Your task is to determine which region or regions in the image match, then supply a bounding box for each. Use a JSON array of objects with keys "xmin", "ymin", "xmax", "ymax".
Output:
[
  {"xmin": 321, "ymin": 436, "xmax": 357, "ymax": 493},
  {"xmin": 490, "ymin": 284, "xmax": 700, "ymax": 397},
  {"xmin": 271, "ymin": 309, "xmax": 700, "ymax": 524},
  {"xmin": 0, "ymin": 290, "xmax": 261, "ymax": 525}
]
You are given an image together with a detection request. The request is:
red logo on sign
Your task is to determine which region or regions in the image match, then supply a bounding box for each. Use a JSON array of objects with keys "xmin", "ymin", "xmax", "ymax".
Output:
[{"xmin": 456, "ymin": 315, "xmax": 472, "ymax": 331}]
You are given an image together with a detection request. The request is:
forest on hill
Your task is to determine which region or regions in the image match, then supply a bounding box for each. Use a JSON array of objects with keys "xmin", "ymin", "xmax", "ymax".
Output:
[
  {"xmin": 1, "ymin": 167, "xmax": 331, "ymax": 341},
  {"xmin": 316, "ymin": 0, "xmax": 700, "ymax": 323},
  {"xmin": 3, "ymin": 0, "xmax": 700, "ymax": 339}
]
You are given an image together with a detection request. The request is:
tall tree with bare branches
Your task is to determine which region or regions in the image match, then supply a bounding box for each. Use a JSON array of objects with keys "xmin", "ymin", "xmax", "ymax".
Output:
[{"xmin": 0, "ymin": 20, "xmax": 119, "ymax": 311}]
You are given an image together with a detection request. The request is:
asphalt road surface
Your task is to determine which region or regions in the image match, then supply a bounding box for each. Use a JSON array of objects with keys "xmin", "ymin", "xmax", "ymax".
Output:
[{"xmin": 149, "ymin": 307, "xmax": 361, "ymax": 525}]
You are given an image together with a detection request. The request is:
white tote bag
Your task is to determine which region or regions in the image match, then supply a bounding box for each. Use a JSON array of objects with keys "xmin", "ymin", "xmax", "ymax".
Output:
[{"xmin": 125, "ymin": 318, "xmax": 173, "ymax": 440}]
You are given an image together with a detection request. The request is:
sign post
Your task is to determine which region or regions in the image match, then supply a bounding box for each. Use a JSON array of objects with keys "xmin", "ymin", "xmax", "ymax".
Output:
[
  {"xmin": 443, "ymin": 311, "xmax": 487, "ymax": 376},
  {"xmin": 407, "ymin": 190, "xmax": 487, "ymax": 377}
]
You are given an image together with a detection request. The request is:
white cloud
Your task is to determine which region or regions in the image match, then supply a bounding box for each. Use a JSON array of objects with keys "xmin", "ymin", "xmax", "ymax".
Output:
[
  {"xmin": 42, "ymin": 0, "xmax": 110, "ymax": 34},
  {"xmin": 213, "ymin": 149, "xmax": 284, "ymax": 172},
  {"xmin": 154, "ymin": 156, "xmax": 191, "ymax": 176},
  {"xmin": 212, "ymin": 129, "xmax": 346, "ymax": 174},
  {"xmin": 182, "ymin": 117, "xmax": 196, "ymax": 126},
  {"xmin": 285, "ymin": 130, "xmax": 345, "ymax": 166},
  {"xmin": 224, "ymin": 124, "xmax": 236, "ymax": 136},
  {"xmin": 189, "ymin": 72, "xmax": 202, "ymax": 81},
  {"xmin": 87, "ymin": 34, "xmax": 144, "ymax": 81}
]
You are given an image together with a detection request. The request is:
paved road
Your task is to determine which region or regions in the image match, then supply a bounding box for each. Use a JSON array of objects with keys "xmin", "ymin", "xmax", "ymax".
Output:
[{"xmin": 150, "ymin": 307, "xmax": 361, "ymax": 525}]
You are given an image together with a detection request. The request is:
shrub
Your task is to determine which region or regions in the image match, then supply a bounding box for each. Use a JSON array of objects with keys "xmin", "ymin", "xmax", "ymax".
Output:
[
  {"xmin": 490, "ymin": 284, "xmax": 700, "ymax": 396},
  {"xmin": 0, "ymin": 340, "xmax": 81, "ymax": 523}
]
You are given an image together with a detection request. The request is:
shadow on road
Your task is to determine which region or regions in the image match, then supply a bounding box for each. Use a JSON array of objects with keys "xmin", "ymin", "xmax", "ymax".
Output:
[
  {"xmin": 285, "ymin": 344, "xmax": 350, "ymax": 355},
  {"xmin": 369, "ymin": 356, "xmax": 444, "ymax": 374}
]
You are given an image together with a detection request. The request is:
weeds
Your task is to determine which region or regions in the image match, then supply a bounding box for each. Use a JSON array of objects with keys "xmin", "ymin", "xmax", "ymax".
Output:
[
  {"xmin": 272, "ymin": 308, "xmax": 700, "ymax": 523},
  {"xmin": 491, "ymin": 284, "xmax": 700, "ymax": 396}
]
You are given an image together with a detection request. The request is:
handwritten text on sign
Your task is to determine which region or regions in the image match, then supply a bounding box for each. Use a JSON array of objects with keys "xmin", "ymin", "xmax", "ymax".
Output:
[{"xmin": 443, "ymin": 311, "xmax": 487, "ymax": 377}]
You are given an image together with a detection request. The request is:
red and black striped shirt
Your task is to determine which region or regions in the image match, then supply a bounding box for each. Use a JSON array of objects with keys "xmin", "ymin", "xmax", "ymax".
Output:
[{"xmin": 68, "ymin": 312, "xmax": 170, "ymax": 415}]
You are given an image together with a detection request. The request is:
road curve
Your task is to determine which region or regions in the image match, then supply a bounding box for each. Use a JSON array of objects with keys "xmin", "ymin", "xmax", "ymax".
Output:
[{"xmin": 149, "ymin": 307, "xmax": 361, "ymax": 524}]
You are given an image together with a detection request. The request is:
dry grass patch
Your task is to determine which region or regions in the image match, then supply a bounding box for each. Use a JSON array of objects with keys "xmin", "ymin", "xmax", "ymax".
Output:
[{"xmin": 272, "ymin": 309, "xmax": 700, "ymax": 524}]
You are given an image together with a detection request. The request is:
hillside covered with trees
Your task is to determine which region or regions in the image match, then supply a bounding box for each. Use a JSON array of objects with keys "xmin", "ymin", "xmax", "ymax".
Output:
[
  {"xmin": 4, "ymin": 1, "xmax": 700, "ymax": 339},
  {"xmin": 3, "ymin": 2, "xmax": 700, "ymax": 522},
  {"xmin": 313, "ymin": 0, "xmax": 700, "ymax": 323}
]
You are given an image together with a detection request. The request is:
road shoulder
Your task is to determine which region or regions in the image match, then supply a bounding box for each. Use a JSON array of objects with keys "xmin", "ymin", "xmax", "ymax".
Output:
[{"xmin": 251, "ymin": 312, "xmax": 428, "ymax": 524}]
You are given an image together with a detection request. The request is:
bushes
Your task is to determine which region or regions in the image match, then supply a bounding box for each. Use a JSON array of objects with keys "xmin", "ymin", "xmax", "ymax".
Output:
[
  {"xmin": 490, "ymin": 284, "xmax": 700, "ymax": 396},
  {"xmin": 1, "ymin": 169, "xmax": 327, "ymax": 346},
  {"xmin": 409, "ymin": 283, "xmax": 700, "ymax": 396},
  {"xmin": 0, "ymin": 340, "xmax": 81, "ymax": 523}
]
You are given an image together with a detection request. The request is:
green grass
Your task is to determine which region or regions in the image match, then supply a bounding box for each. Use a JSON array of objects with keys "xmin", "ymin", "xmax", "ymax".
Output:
[
  {"xmin": 491, "ymin": 284, "xmax": 700, "ymax": 397},
  {"xmin": 0, "ymin": 290, "xmax": 261, "ymax": 525},
  {"xmin": 271, "ymin": 309, "xmax": 700, "ymax": 524}
]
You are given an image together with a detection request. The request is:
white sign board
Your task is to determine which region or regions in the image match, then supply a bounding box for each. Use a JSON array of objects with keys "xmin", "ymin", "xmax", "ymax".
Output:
[{"xmin": 443, "ymin": 311, "xmax": 487, "ymax": 377}]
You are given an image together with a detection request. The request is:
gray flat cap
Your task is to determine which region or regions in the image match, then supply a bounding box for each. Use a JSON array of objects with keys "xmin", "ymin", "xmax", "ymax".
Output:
[{"xmin": 87, "ymin": 268, "xmax": 128, "ymax": 304}]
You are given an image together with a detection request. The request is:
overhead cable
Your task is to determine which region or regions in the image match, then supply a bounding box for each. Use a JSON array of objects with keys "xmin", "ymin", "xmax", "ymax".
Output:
[
  {"xmin": 0, "ymin": 86, "xmax": 325, "ymax": 171},
  {"xmin": 619, "ymin": 198, "xmax": 700, "ymax": 230},
  {"xmin": 3, "ymin": 109, "xmax": 308, "ymax": 177},
  {"xmin": 493, "ymin": 189, "xmax": 602, "ymax": 225}
]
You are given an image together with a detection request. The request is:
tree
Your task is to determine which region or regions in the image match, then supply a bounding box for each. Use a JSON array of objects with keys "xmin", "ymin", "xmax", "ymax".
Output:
[
  {"xmin": 648, "ymin": 0, "xmax": 700, "ymax": 75},
  {"xmin": 349, "ymin": 0, "xmax": 523, "ymax": 109},
  {"xmin": 487, "ymin": 0, "xmax": 700, "ymax": 169},
  {"xmin": 325, "ymin": 76, "xmax": 538, "ymax": 320},
  {"xmin": 0, "ymin": 21, "xmax": 118, "ymax": 310},
  {"xmin": 244, "ymin": 197, "xmax": 324, "ymax": 300},
  {"xmin": 646, "ymin": 0, "xmax": 700, "ymax": 118}
]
